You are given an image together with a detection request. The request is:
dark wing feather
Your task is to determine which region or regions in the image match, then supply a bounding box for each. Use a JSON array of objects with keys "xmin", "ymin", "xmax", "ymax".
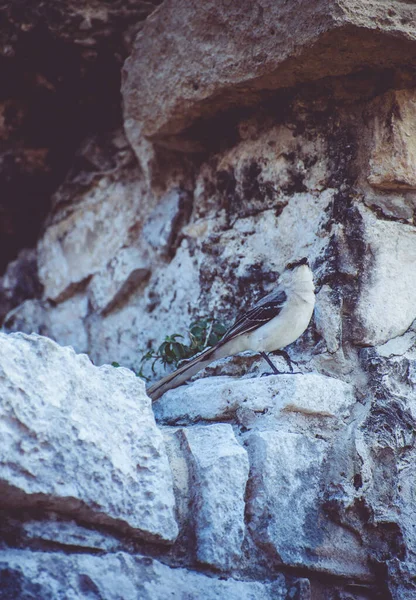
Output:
[{"xmin": 220, "ymin": 289, "xmax": 287, "ymax": 344}]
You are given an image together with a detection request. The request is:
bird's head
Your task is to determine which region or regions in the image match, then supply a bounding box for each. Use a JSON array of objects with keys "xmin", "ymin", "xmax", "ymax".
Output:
[{"xmin": 279, "ymin": 257, "xmax": 314, "ymax": 290}]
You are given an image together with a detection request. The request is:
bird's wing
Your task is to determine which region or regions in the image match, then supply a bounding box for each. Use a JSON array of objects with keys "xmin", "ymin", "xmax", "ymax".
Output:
[{"xmin": 220, "ymin": 289, "xmax": 287, "ymax": 343}]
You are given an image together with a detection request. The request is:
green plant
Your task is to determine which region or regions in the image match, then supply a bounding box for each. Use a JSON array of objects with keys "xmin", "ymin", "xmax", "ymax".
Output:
[{"xmin": 135, "ymin": 318, "xmax": 227, "ymax": 381}]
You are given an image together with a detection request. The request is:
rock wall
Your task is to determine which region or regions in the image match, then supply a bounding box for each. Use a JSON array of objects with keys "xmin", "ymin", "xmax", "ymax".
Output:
[{"xmin": 1, "ymin": 1, "xmax": 416, "ymax": 598}]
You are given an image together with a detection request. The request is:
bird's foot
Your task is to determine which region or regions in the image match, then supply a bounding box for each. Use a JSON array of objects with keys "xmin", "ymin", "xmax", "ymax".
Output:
[
  {"xmin": 260, "ymin": 351, "xmax": 302, "ymax": 376},
  {"xmin": 272, "ymin": 349, "xmax": 297, "ymax": 373},
  {"xmin": 260, "ymin": 352, "xmax": 280, "ymax": 374},
  {"xmin": 261, "ymin": 371, "xmax": 282, "ymax": 377}
]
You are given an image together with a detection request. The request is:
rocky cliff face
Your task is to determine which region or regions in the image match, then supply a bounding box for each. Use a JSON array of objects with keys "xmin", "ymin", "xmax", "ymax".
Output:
[{"xmin": 1, "ymin": 1, "xmax": 416, "ymax": 598}]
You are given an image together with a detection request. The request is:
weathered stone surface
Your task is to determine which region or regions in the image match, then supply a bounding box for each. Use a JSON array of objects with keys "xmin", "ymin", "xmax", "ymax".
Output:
[
  {"xmin": 3, "ymin": 295, "xmax": 89, "ymax": 354},
  {"xmin": 375, "ymin": 328, "xmax": 416, "ymax": 359},
  {"xmin": 361, "ymin": 187, "xmax": 416, "ymax": 222},
  {"xmin": 154, "ymin": 373, "xmax": 356, "ymax": 426},
  {"xmin": 86, "ymin": 242, "xmax": 201, "ymax": 375},
  {"xmin": 0, "ymin": 248, "xmax": 42, "ymax": 324},
  {"xmin": 0, "ymin": 550, "xmax": 299, "ymax": 600},
  {"xmin": 181, "ymin": 424, "xmax": 249, "ymax": 570},
  {"xmin": 314, "ymin": 284, "xmax": 342, "ymax": 354},
  {"xmin": 353, "ymin": 205, "xmax": 416, "ymax": 346},
  {"xmin": 368, "ymin": 89, "xmax": 416, "ymax": 190},
  {"xmin": 37, "ymin": 175, "xmax": 148, "ymax": 302},
  {"xmin": 143, "ymin": 188, "xmax": 192, "ymax": 255},
  {"xmin": 122, "ymin": 0, "xmax": 416, "ymax": 157},
  {"xmin": 2, "ymin": 299, "xmax": 49, "ymax": 337},
  {"xmin": 0, "ymin": 332, "xmax": 177, "ymax": 543},
  {"xmin": 89, "ymin": 247, "xmax": 150, "ymax": 314},
  {"xmin": 0, "ymin": 1, "xmax": 162, "ymax": 52},
  {"xmin": 2, "ymin": 0, "xmax": 416, "ymax": 597},
  {"xmin": 22, "ymin": 520, "xmax": 123, "ymax": 553},
  {"xmin": 245, "ymin": 429, "xmax": 371, "ymax": 579}
]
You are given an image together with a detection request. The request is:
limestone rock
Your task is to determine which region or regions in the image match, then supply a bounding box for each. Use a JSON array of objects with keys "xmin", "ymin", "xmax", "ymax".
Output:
[
  {"xmin": 0, "ymin": 248, "xmax": 42, "ymax": 324},
  {"xmin": 2, "ymin": 299, "xmax": 49, "ymax": 338},
  {"xmin": 3, "ymin": 295, "xmax": 89, "ymax": 355},
  {"xmin": 22, "ymin": 520, "xmax": 123, "ymax": 553},
  {"xmin": 89, "ymin": 247, "xmax": 150, "ymax": 314},
  {"xmin": 37, "ymin": 176, "xmax": 148, "ymax": 302},
  {"xmin": 368, "ymin": 89, "xmax": 416, "ymax": 190},
  {"xmin": 181, "ymin": 424, "xmax": 249, "ymax": 570},
  {"xmin": 314, "ymin": 285, "xmax": 342, "ymax": 354},
  {"xmin": 143, "ymin": 188, "xmax": 192, "ymax": 255},
  {"xmin": 245, "ymin": 429, "xmax": 371, "ymax": 579},
  {"xmin": 0, "ymin": 332, "xmax": 177, "ymax": 543},
  {"xmin": 353, "ymin": 205, "xmax": 416, "ymax": 346},
  {"xmin": 0, "ymin": 550, "xmax": 301, "ymax": 600},
  {"xmin": 122, "ymin": 0, "xmax": 416, "ymax": 157},
  {"xmin": 153, "ymin": 373, "xmax": 357, "ymax": 426}
]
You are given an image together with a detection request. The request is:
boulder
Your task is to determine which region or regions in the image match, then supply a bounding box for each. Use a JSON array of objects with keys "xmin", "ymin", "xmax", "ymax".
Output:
[{"xmin": 0, "ymin": 332, "xmax": 177, "ymax": 543}]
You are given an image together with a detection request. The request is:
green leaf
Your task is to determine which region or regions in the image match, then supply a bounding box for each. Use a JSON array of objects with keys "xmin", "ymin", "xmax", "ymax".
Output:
[
  {"xmin": 213, "ymin": 322, "xmax": 226, "ymax": 335},
  {"xmin": 136, "ymin": 317, "xmax": 228, "ymax": 374}
]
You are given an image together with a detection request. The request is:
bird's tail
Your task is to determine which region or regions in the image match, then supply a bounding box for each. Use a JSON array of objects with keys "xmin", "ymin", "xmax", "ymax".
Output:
[{"xmin": 147, "ymin": 344, "xmax": 220, "ymax": 401}]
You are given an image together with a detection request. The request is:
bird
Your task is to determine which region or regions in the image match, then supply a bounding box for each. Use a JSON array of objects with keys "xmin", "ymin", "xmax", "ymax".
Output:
[{"xmin": 147, "ymin": 257, "xmax": 315, "ymax": 401}]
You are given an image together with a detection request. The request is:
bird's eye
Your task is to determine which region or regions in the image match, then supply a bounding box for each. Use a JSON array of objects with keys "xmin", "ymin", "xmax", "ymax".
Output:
[{"xmin": 285, "ymin": 257, "xmax": 309, "ymax": 270}]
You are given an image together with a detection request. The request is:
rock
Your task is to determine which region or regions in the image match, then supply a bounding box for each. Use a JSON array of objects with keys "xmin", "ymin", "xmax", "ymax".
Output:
[
  {"xmin": 153, "ymin": 373, "xmax": 357, "ymax": 426},
  {"xmin": 368, "ymin": 89, "xmax": 416, "ymax": 190},
  {"xmin": 160, "ymin": 428, "xmax": 192, "ymax": 545},
  {"xmin": 0, "ymin": 332, "xmax": 177, "ymax": 543},
  {"xmin": 362, "ymin": 188, "xmax": 416, "ymax": 222},
  {"xmin": 245, "ymin": 429, "xmax": 372, "ymax": 579},
  {"xmin": 22, "ymin": 520, "xmax": 123, "ymax": 553},
  {"xmin": 353, "ymin": 205, "xmax": 416, "ymax": 346},
  {"xmin": 181, "ymin": 424, "xmax": 249, "ymax": 570},
  {"xmin": 89, "ymin": 247, "xmax": 150, "ymax": 314},
  {"xmin": 122, "ymin": 0, "xmax": 416, "ymax": 157},
  {"xmin": 0, "ymin": 248, "xmax": 42, "ymax": 324},
  {"xmin": 86, "ymin": 241, "xmax": 201, "ymax": 374},
  {"xmin": 0, "ymin": 550, "xmax": 302, "ymax": 600},
  {"xmin": 375, "ymin": 329, "xmax": 416, "ymax": 359},
  {"xmin": 143, "ymin": 188, "xmax": 192, "ymax": 255},
  {"xmin": 37, "ymin": 175, "xmax": 148, "ymax": 302},
  {"xmin": 42, "ymin": 294, "xmax": 90, "ymax": 353},
  {"xmin": 3, "ymin": 295, "xmax": 89, "ymax": 355},
  {"xmin": 314, "ymin": 285, "xmax": 342, "ymax": 354},
  {"xmin": 3, "ymin": 299, "xmax": 49, "ymax": 337}
]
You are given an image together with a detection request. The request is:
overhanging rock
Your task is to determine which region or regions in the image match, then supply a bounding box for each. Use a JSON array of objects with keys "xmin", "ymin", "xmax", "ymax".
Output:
[{"xmin": 122, "ymin": 0, "xmax": 416, "ymax": 157}]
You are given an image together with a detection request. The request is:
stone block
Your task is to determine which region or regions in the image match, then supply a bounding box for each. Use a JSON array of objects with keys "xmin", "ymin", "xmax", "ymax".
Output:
[
  {"xmin": 0, "ymin": 332, "xmax": 177, "ymax": 543},
  {"xmin": 182, "ymin": 424, "xmax": 249, "ymax": 570}
]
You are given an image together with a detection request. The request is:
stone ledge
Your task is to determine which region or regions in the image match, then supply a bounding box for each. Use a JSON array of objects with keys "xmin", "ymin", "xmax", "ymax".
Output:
[{"xmin": 122, "ymin": 0, "xmax": 416, "ymax": 156}]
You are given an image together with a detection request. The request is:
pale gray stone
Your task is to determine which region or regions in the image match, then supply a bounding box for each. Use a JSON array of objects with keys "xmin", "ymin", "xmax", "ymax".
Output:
[
  {"xmin": 375, "ymin": 330, "xmax": 416, "ymax": 359},
  {"xmin": 143, "ymin": 188, "xmax": 192, "ymax": 254},
  {"xmin": 181, "ymin": 424, "xmax": 249, "ymax": 570},
  {"xmin": 0, "ymin": 248, "xmax": 41, "ymax": 323},
  {"xmin": 153, "ymin": 373, "xmax": 356, "ymax": 426},
  {"xmin": 245, "ymin": 430, "xmax": 372, "ymax": 579},
  {"xmin": 362, "ymin": 188, "xmax": 416, "ymax": 222},
  {"xmin": 3, "ymin": 295, "xmax": 89, "ymax": 354},
  {"xmin": 122, "ymin": 0, "xmax": 416, "ymax": 159},
  {"xmin": 160, "ymin": 428, "xmax": 191, "ymax": 538},
  {"xmin": 3, "ymin": 299, "xmax": 49, "ymax": 337},
  {"xmin": 89, "ymin": 247, "xmax": 150, "ymax": 314},
  {"xmin": 0, "ymin": 332, "xmax": 177, "ymax": 543},
  {"xmin": 22, "ymin": 520, "xmax": 123, "ymax": 552},
  {"xmin": 367, "ymin": 89, "xmax": 416, "ymax": 190},
  {"xmin": 314, "ymin": 285, "xmax": 342, "ymax": 353},
  {"xmin": 353, "ymin": 205, "xmax": 416, "ymax": 346},
  {"xmin": 37, "ymin": 176, "xmax": 148, "ymax": 302},
  {"xmin": 0, "ymin": 549, "xmax": 294, "ymax": 600}
]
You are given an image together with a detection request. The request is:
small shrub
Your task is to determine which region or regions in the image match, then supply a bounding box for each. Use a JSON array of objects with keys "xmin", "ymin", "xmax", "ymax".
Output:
[{"xmin": 113, "ymin": 318, "xmax": 227, "ymax": 381}]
